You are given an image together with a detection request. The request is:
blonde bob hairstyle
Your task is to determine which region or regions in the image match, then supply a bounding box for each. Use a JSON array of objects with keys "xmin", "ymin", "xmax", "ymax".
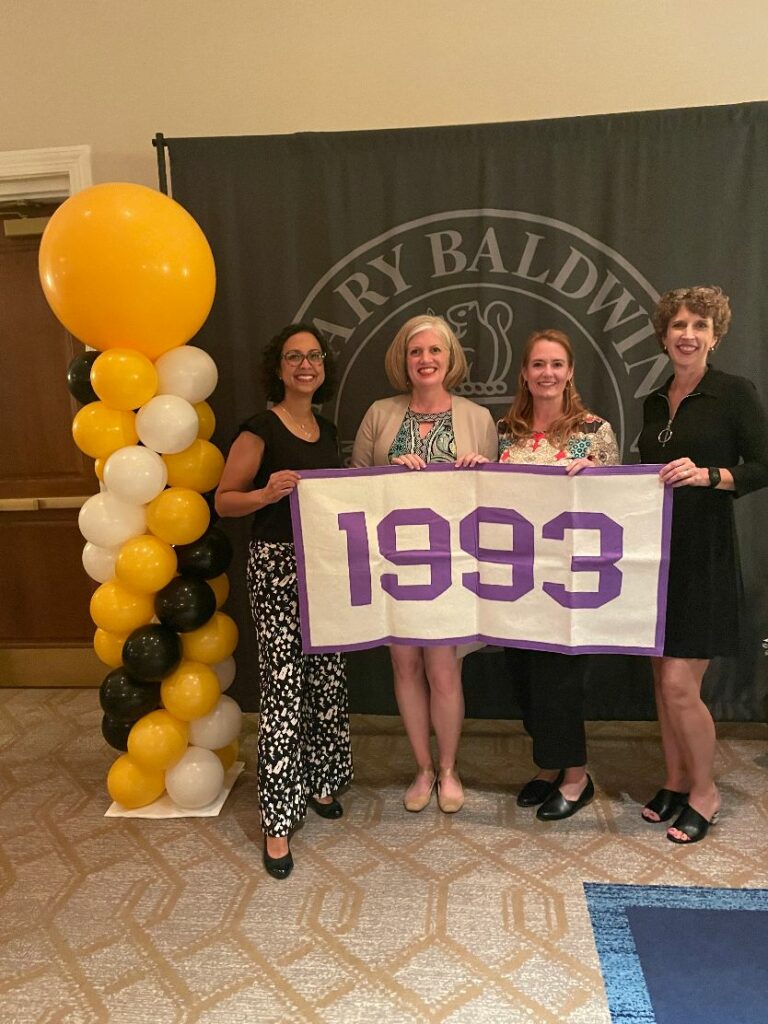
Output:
[
  {"xmin": 651, "ymin": 285, "xmax": 732, "ymax": 350},
  {"xmin": 384, "ymin": 314, "xmax": 469, "ymax": 392},
  {"xmin": 500, "ymin": 329, "xmax": 590, "ymax": 449}
]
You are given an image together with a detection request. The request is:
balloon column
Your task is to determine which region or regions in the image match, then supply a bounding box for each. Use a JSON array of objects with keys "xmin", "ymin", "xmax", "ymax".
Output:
[{"xmin": 39, "ymin": 183, "xmax": 242, "ymax": 810}]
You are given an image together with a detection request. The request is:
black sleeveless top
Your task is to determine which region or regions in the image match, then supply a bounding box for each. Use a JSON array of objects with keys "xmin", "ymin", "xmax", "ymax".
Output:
[{"xmin": 239, "ymin": 410, "xmax": 341, "ymax": 543}]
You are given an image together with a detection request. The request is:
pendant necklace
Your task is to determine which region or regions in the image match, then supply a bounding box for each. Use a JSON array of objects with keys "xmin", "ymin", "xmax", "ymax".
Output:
[{"xmin": 280, "ymin": 405, "xmax": 317, "ymax": 439}]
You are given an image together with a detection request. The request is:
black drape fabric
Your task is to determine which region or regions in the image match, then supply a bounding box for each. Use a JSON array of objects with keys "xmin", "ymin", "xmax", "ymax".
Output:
[{"xmin": 166, "ymin": 103, "xmax": 768, "ymax": 720}]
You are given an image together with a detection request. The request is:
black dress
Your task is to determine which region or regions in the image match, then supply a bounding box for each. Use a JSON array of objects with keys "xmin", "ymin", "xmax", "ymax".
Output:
[{"xmin": 638, "ymin": 366, "xmax": 768, "ymax": 658}]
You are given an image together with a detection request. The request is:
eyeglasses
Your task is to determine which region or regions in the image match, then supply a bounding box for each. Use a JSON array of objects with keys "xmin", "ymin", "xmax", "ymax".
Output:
[{"xmin": 282, "ymin": 349, "xmax": 326, "ymax": 365}]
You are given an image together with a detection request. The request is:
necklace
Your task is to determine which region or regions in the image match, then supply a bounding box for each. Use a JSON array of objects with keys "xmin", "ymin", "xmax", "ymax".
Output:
[{"xmin": 279, "ymin": 405, "xmax": 317, "ymax": 440}]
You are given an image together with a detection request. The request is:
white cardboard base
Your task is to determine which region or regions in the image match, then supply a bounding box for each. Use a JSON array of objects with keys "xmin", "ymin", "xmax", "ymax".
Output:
[{"xmin": 105, "ymin": 761, "xmax": 245, "ymax": 819}]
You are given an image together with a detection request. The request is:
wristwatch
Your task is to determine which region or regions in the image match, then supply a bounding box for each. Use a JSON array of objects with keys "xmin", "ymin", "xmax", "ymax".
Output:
[{"xmin": 708, "ymin": 467, "xmax": 721, "ymax": 488}]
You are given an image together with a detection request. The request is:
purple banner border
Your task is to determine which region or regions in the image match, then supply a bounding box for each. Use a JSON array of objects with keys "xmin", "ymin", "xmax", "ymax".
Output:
[{"xmin": 289, "ymin": 464, "xmax": 671, "ymax": 657}]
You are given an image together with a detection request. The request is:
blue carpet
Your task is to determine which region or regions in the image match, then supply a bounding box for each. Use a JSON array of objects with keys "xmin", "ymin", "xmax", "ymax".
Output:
[{"xmin": 584, "ymin": 883, "xmax": 768, "ymax": 1024}]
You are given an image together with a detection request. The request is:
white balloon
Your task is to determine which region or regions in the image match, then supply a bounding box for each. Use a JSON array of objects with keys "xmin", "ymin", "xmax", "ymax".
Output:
[
  {"xmin": 82, "ymin": 541, "xmax": 119, "ymax": 583},
  {"xmin": 103, "ymin": 446, "xmax": 168, "ymax": 505},
  {"xmin": 212, "ymin": 657, "xmax": 236, "ymax": 692},
  {"xmin": 155, "ymin": 346, "xmax": 218, "ymax": 404},
  {"xmin": 78, "ymin": 492, "xmax": 147, "ymax": 548},
  {"xmin": 188, "ymin": 694, "xmax": 241, "ymax": 750},
  {"xmin": 135, "ymin": 394, "xmax": 198, "ymax": 454},
  {"xmin": 165, "ymin": 746, "xmax": 225, "ymax": 809}
]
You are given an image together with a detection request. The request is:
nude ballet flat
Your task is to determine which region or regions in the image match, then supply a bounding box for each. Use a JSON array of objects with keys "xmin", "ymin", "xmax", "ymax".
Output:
[
  {"xmin": 403, "ymin": 769, "xmax": 436, "ymax": 812},
  {"xmin": 436, "ymin": 768, "xmax": 464, "ymax": 814}
]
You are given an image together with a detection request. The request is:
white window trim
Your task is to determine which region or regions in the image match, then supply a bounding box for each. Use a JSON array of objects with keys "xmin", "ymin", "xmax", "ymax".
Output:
[{"xmin": 0, "ymin": 145, "xmax": 92, "ymax": 202}]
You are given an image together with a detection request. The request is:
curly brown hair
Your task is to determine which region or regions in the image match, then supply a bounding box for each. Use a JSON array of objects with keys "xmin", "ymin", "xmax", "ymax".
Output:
[
  {"xmin": 651, "ymin": 286, "xmax": 732, "ymax": 350},
  {"xmin": 499, "ymin": 329, "xmax": 591, "ymax": 449},
  {"xmin": 260, "ymin": 323, "xmax": 336, "ymax": 404}
]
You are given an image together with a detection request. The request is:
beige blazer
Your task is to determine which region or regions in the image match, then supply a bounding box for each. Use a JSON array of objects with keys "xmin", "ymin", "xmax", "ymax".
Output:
[{"xmin": 351, "ymin": 394, "xmax": 498, "ymax": 467}]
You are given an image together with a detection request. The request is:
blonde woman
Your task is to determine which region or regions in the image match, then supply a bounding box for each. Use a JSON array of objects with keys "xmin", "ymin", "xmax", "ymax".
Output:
[
  {"xmin": 351, "ymin": 314, "xmax": 497, "ymax": 814},
  {"xmin": 499, "ymin": 329, "xmax": 618, "ymax": 821}
]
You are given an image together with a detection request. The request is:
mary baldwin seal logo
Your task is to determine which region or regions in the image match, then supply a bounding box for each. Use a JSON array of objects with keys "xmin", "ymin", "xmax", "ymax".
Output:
[{"xmin": 293, "ymin": 210, "xmax": 666, "ymax": 461}]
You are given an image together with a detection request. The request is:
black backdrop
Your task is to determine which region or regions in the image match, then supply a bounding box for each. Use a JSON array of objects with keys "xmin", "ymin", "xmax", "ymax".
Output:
[{"xmin": 165, "ymin": 102, "xmax": 768, "ymax": 720}]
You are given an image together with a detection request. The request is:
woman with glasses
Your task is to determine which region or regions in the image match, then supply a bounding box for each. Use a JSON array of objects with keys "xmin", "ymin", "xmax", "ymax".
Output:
[
  {"xmin": 351, "ymin": 314, "xmax": 497, "ymax": 815},
  {"xmin": 638, "ymin": 287, "xmax": 768, "ymax": 844},
  {"xmin": 216, "ymin": 323, "xmax": 352, "ymax": 879}
]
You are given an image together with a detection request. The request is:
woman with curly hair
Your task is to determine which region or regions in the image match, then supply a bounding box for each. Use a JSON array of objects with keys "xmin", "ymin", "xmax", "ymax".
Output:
[
  {"xmin": 638, "ymin": 287, "xmax": 768, "ymax": 844},
  {"xmin": 498, "ymin": 328, "xmax": 619, "ymax": 821},
  {"xmin": 216, "ymin": 324, "xmax": 353, "ymax": 879}
]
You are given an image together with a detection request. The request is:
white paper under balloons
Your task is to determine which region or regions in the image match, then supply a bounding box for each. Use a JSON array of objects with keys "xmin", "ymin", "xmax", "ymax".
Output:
[
  {"xmin": 103, "ymin": 446, "xmax": 168, "ymax": 504},
  {"xmin": 135, "ymin": 394, "xmax": 199, "ymax": 454},
  {"xmin": 165, "ymin": 746, "xmax": 225, "ymax": 809},
  {"xmin": 212, "ymin": 657, "xmax": 236, "ymax": 692},
  {"xmin": 82, "ymin": 541, "xmax": 119, "ymax": 583},
  {"xmin": 78, "ymin": 492, "xmax": 147, "ymax": 548},
  {"xmin": 188, "ymin": 694, "xmax": 241, "ymax": 750},
  {"xmin": 155, "ymin": 346, "xmax": 218, "ymax": 404}
]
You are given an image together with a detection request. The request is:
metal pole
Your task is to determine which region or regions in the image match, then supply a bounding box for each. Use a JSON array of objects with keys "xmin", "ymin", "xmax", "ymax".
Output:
[{"xmin": 153, "ymin": 133, "xmax": 168, "ymax": 194}]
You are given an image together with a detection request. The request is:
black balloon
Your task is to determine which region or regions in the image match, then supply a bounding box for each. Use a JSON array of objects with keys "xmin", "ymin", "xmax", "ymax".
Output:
[
  {"xmin": 66, "ymin": 350, "xmax": 100, "ymax": 405},
  {"xmin": 175, "ymin": 527, "xmax": 233, "ymax": 579},
  {"xmin": 101, "ymin": 714, "xmax": 132, "ymax": 751},
  {"xmin": 201, "ymin": 489, "xmax": 220, "ymax": 527},
  {"xmin": 99, "ymin": 668, "xmax": 161, "ymax": 723},
  {"xmin": 155, "ymin": 577, "xmax": 216, "ymax": 633},
  {"xmin": 122, "ymin": 624, "xmax": 182, "ymax": 682}
]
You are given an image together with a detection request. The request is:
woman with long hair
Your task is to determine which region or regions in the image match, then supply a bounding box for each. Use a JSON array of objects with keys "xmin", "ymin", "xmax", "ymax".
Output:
[{"xmin": 499, "ymin": 328, "xmax": 619, "ymax": 820}]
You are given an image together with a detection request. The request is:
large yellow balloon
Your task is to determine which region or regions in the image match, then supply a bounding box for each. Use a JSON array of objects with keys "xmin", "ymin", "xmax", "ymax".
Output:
[
  {"xmin": 162, "ymin": 439, "xmax": 224, "ymax": 492},
  {"xmin": 214, "ymin": 739, "xmax": 239, "ymax": 772},
  {"xmin": 146, "ymin": 487, "xmax": 210, "ymax": 546},
  {"xmin": 194, "ymin": 401, "xmax": 216, "ymax": 441},
  {"xmin": 208, "ymin": 573, "xmax": 230, "ymax": 609},
  {"xmin": 91, "ymin": 349, "xmax": 158, "ymax": 410},
  {"xmin": 90, "ymin": 580, "xmax": 154, "ymax": 634},
  {"xmin": 94, "ymin": 457, "xmax": 106, "ymax": 481},
  {"xmin": 107, "ymin": 754, "xmax": 166, "ymax": 808},
  {"xmin": 115, "ymin": 535, "xmax": 178, "ymax": 594},
  {"xmin": 127, "ymin": 709, "xmax": 188, "ymax": 770},
  {"xmin": 160, "ymin": 661, "xmax": 220, "ymax": 721},
  {"xmin": 38, "ymin": 183, "xmax": 216, "ymax": 359},
  {"xmin": 72, "ymin": 402, "xmax": 138, "ymax": 459},
  {"xmin": 181, "ymin": 612, "xmax": 239, "ymax": 663},
  {"xmin": 93, "ymin": 627, "xmax": 128, "ymax": 667}
]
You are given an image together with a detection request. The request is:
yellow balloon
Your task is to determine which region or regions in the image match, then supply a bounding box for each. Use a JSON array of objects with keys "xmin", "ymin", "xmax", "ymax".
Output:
[
  {"xmin": 90, "ymin": 579, "xmax": 154, "ymax": 634},
  {"xmin": 72, "ymin": 402, "xmax": 138, "ymax": 459},
  {"xmin": 181, "ymin": 612, "xmax": 239, "ymax": 664},
  {"xmin": 38, "ymin": 183, "xmax": 216, "ymax": 359},
  {"xmin": 214, "ymin": 739, "xmax": 239, "ymax": 772},
  {"xmin": 116, "ymin": 535, "xmax": 178, "ymax": 594},
  {"xmin": 91, "ymin": 348, "xmax": 158, "ymax": 410},
  {"xmin": 160, "ymin": 661, "xmax": 220, "ymax": 721},
  {"xmin": 194, "ymin": 401, "xmax": 216, "ymax": 440},
  {"xmin": 146, "ymin": 487, "xmax": 210, "ymax": 545},
  {"xmin": 107, "ymin": 754, "xmax": 166, "ymax": 809},
  {"xmin": 208, "ymin": 573, "xmax": 230, "ymax": 609},
  {"xmin": 93, "ymin": 627, "xmax": 128, "ymax": 667},
  {"xmin": 94, "ymin": 457, "xmax": 106, "ymax": 481},
  {"xmin": 162, "ymin": 439, "xmax": 224, "ymax": 492},
  {"xmin": 127, "ymin": 709, "xmax": 188, "ymax": 770}
]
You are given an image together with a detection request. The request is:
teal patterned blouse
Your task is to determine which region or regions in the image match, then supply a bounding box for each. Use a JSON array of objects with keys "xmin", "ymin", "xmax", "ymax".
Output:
[{"xmin": 388, "ymin": 408, "xmax": 456, "ymax": 463}]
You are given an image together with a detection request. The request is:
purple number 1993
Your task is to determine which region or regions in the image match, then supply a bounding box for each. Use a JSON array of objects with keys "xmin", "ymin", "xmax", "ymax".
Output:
[{"xmin": 338, "ymin": 505, "xmax": 623, "ymax": 608}]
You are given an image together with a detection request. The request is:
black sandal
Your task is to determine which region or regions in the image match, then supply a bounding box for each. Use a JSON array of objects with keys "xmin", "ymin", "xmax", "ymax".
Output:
[
  {"xmin": 641, "ymin": 788, "xmax": 688, "ymax": 823},
  {"xmin": 666, "ymin": 805, "xmax": 720, "ymax": 845},
  {"xmin": 308, "ymin": 795, "xmax": 344, "ymax": 819}
]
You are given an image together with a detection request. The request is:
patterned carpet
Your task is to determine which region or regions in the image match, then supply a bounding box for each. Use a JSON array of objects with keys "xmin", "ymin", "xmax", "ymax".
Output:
[{"xmin": 1, "ymin": 689, "xmax": 767, "ymax": 1024}]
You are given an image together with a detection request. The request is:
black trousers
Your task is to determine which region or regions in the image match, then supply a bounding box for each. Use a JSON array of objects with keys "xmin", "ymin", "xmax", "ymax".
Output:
[{"xmin": 504, "ymin": 647, "xmax": 588, "ymax": 769}]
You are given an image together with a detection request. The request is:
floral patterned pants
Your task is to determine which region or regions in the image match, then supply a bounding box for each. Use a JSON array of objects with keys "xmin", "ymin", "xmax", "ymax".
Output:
[{"xmin": 246, "ymin": 540, "xmax": 353, "ymax": 836}]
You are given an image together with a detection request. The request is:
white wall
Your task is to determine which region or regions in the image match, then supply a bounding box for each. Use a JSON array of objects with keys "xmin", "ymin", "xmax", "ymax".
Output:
[{"xmin": 4, "ymin": 0, "xmax": 767, "ymax": 186}]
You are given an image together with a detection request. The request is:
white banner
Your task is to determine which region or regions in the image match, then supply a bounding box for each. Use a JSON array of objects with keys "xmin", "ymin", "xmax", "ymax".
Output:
[{"xmin": 290, "ymin": 464, "xmax": 671, "ymax": 655}]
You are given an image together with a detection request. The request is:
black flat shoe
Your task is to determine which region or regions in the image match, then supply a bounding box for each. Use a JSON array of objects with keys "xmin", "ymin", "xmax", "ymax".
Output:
[
  {"xmin": 308, "ymin": 795, "xmax": 344, "ymax": 819},
  {"xmin": 263, "ymin": 839, "xmax": 293, "ymax": 880},
  {"xmin": 517, "ymin": 769, "xmax": 566, "ymax": 807},
  {"xmin": 536, "ymin": 774, "xmax": 594, "ymax": 821},
  {"xmin": 666, "ymin": 805, "xmax": 720, "ymax": 845},
  {"xmin": 641, "ymin": 788, "xmax": 689, "ymax": 823}
]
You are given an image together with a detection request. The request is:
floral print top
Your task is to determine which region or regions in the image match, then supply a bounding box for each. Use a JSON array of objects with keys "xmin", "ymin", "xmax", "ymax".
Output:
[
  {"xmin": 388, "ymin": 408, "xmax": 456, "ymax": 463},
  {"xmin": 498, "ymin": 415, "xmax": 620, "ymax": 467}
]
